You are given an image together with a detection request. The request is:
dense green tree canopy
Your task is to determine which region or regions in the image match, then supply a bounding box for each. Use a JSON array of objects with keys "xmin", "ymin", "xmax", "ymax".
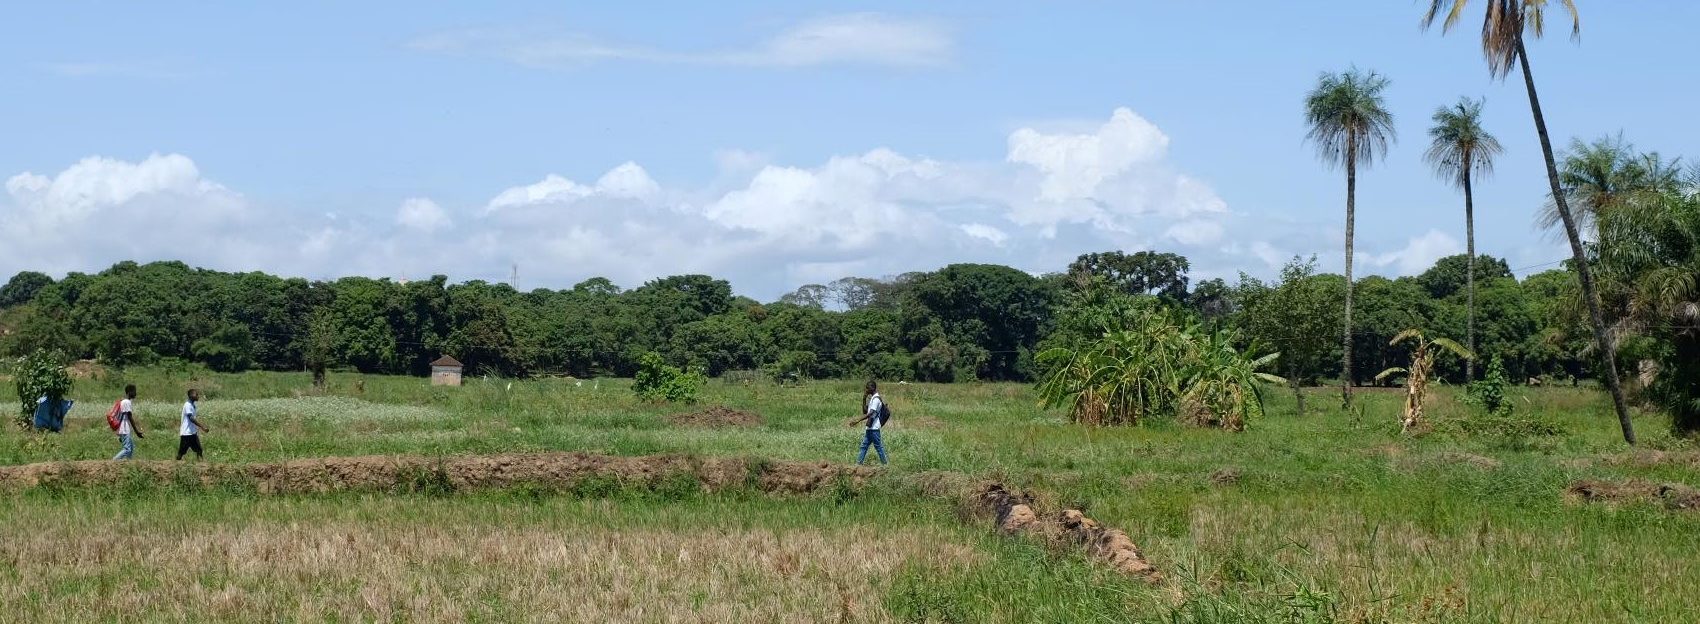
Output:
[
  {"xmin": 1416, "ymin": 254, "xmax": 1513, "ymax": 300},
  {"xmin": 0, "ymin": 271, "xmax": 53, "ymax": 308},
  {"xmin": 0, "ymin": 246, "xmax": 1606, "ymax": 392}
]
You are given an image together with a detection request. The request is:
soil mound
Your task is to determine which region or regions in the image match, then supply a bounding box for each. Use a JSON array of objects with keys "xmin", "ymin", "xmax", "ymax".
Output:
[
  {"xmin": 1566, "ymin": 479, "xmax": 1700, "ymax": 511},
  {"xmin": 68, "ymin": 360, "xmax": 107, "ymax": 380},
  {"xmin": 1209, "ymin": 467, "xmax": 1241, "ymax": 485},
  {"xmin": 971, "ymin": 483, "xmax": 1161, "ymax": 583},
  {"xmin": 668, "ymin": 406, "xmax": 764, "ymax": 428},
  {"xmin": 0, "ymin": 452, "xmax": 874, "ymax": 496},
  {"xmin": 1435, "ymin": 452, "xmax": 1502, "ymax": 471}
]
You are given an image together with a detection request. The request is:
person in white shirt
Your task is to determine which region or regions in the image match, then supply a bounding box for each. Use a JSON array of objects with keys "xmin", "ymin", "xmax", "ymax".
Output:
[
  {"xmin": 846, "ymin": 380, "xmax": 889, "ymax": 465},
  {"xmin": 177, "ymin": 389, "xmax": 210, "ymax": 460},
  {"xmin": 112, "ymin": 384, "xmax": 143, "ymax": 460}
]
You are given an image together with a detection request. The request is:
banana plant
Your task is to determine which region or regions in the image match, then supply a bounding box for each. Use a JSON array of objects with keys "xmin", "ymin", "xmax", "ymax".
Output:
[
  {"xmin": 1375, "ymin": 328, "xmax": 1474, "ymax": 433},
  {"xmin": 1038, "ymin": 302, "xmax": 1282, "ymax": 430}
]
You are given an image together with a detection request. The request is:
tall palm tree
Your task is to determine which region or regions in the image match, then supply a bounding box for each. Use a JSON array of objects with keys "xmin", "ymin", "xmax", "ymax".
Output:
[
  {"xmin": 1425, "ymin": 97, "xmax": 1502, "ymax": 381},
  {"xmin": 1304, "ymin": 68, "xmax": 1396, "ymax": 409},
  {"xmin": 1545, "ymin": 135, "xmax": 1685, "ymax": 234},
  {"xmin": 1422, "ymin": 0, "xmax": 1638, "ymax": 444}
]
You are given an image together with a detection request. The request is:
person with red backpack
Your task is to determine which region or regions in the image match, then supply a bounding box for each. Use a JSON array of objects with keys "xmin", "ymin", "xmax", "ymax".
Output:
[{"xmin": 111, "ymin": 384, "xmax": 143, "ymax": 460}]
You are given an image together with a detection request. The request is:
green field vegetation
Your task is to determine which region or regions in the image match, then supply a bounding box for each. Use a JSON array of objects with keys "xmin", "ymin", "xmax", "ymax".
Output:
[{"xmin": 4, "ymin": 370, "xmax": 1698, "ymax": 622}]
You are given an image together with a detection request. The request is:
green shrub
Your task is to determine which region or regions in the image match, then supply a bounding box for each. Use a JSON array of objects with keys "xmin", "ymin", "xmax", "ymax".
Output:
[
  {"xmin": 632, "ymin": 352, "xmax": 704, "ymax": 403},
  {"xmin": 13, "ymin": 349, "xmax": 72, "ymax": 429},
  {"xmin": 1465, "ymin": 355, "xmax": 1514, "ymax": 418}
]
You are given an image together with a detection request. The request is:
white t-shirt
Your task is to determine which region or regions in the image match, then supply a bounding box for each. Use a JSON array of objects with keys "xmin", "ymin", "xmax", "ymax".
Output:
[
  {"xmin": 117, "ymin": 398, "xmax": 134, "ymax": 435},
  {"xmin": 866, "ymin": 394, "xmax": 883, "ymax": 431},
  {"xmin": 181, "ymin": 401, "xmax": 198, "ymax": 436}
]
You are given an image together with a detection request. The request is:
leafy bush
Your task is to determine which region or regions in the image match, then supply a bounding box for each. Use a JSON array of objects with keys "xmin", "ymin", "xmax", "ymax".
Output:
[
  {"xmin": 1465, "ymin": 355, "xmax": 1514, "ymax": 418},
  {"xmin": 632, "ymin": 352, "xmax": 704, "ymax": 403},
  {"xmin": 861, "ymin": 352, "xmax": 913, "ymax": 382},
  {"xmin": 760, "ymin": 349, "xmax": 818, "ymax": 384},
  {"xmin": 13, "ymin": 349, "xmax": 72, "ymax": 429}
]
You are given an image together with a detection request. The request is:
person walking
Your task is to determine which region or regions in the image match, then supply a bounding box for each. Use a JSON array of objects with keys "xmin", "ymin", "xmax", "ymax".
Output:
[
  {"xmin": 847, "ymin": 380, "xmax": 888, "ymax": 465},
  {"xmin": 177, "ymin": 389, "xmax": 210, "ymax": 461},
  {"xmin": 112, "ymin": 384, "xmax": 143, "ymax": 460}
]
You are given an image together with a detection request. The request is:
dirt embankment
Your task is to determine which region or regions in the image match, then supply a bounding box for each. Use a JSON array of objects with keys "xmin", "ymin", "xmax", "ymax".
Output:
[
  {"xmin": 1566, "ymin": 479, "xmax": 1700, "ymax": 511},
  {"xmin": 1, "ymin": 454, "xmax": 1160, "ymax": 580},
  {"xmin": 668, "ymin": 406, "xmax": 764, "ymax": 428},
  {"xmin": 910, "ymin": 472, "xmax": 1159, "ymax": 582},
  {"xmin": 0, "ymin": 452, "xmax": 875, "ymax": 496}
]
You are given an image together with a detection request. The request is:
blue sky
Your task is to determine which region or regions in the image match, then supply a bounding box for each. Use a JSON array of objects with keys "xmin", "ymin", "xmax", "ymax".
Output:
[{"xmin": 2, "ymin": 1, "xmax": 1696, "ymax": 299}]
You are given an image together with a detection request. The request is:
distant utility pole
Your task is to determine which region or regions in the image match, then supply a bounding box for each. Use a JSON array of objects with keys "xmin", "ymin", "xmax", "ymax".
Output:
[{"xmin": 510, "ymin": 263, "xmax": 518, "ymax": 290}]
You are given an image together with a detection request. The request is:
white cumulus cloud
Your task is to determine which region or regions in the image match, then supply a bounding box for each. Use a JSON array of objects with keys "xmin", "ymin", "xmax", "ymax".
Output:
[
  {"xmin": 1, "ymin": 108, "xmax": 1269, "ymax": 299},
  {"xmin": 960, "ymin": 223, "xmax": 1009, "ymax": 246},
  {"xmin": 1008, "ymin": 107, "xmax": 1169, "ymax": 202},
  {"xmin": 5, "ymin": 153, "xmax": 226, "ymax": 221},
  {"xmin": 1367, "ymin": 229, "xmax": 1464, "ymax": 275},
  {"xmin": 396, "ymin": 198, "xmax": 451, "ymax": 232},
  {"xmin": 484, "ymin": 162, "xmax": 659, "ymax": 212},
  {"xmin": 486, "ymin": 175, "xmax": 594, "ymax": 211}
]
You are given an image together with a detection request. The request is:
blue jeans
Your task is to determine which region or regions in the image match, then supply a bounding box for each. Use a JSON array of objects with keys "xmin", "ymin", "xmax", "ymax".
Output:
[
  {"xmin": 113, "ymin": 434, "xmax": 135, "ymax": 460},
  {"xmin": 857, "ymin": 429, "xmax": 887, "ymax": 465}
]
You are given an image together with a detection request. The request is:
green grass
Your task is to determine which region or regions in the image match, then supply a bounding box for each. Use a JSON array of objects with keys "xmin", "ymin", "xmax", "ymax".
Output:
[{"xmin": 4, "ymin": 368, "xmax": 1699, "ymax": 621}]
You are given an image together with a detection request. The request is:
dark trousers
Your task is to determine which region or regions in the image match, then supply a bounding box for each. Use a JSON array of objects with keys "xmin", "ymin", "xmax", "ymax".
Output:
[{"xmin": 176, "ymin": 434, "xmax": 203, "ymax": 460}]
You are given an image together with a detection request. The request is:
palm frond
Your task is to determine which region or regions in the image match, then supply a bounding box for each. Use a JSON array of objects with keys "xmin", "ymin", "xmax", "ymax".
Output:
[
  {"xmin": 1424, "ymin": 97, "xmax": 1502, "ymax": 189},
  {"xmin": 1424, "ymin": 1, "xmax": 1582, "ymax": 79},
  {"xmin": 1389, "ymin": 328, "xmax": 1423, "ymax": 346},
  {"xmin": 1431, "ymin": 337, "xmax": 1476, "ymax": 360},
  {"xmin": 1419, "ymin": 0, "xmax": 1470, "ymax": 33},
  {"xmin": 1375, "ymin": 367, "xmax": 1408, "ymax": 382},
  {"xmin": 1304, "ymin": 68, "xmax": 1397, "ymax": 170}
]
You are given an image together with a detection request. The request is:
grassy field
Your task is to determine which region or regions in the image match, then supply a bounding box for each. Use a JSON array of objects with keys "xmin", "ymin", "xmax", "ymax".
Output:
[{"xmin": 3, "ymin": 368, "xmax": 1699, "ymax": 622}]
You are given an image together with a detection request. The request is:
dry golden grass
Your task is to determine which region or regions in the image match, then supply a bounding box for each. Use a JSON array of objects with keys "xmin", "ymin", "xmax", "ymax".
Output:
[{"xmin": 1, "ymin": 499, "xmax": 983, "ymax": 623}]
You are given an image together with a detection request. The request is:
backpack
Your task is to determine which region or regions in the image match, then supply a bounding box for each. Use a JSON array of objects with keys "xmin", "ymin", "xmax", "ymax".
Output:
[
  {"xmin": 105, "ymin": 399, "xmax": 123, "ymax": 431},
  {"xmin": 877, "ymin": 401, "xmax": 893, "ymax": 425}
]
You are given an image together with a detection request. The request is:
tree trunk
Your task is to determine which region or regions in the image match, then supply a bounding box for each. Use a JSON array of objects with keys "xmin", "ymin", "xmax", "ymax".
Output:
[
  {"xmin": 1464, "ymin": 168, "xmax": 1476, "ymax": 382},
  {"xmin": 1516, "ymin": 38, "xmax": 1637, "ymax": 445},
  {"xmin": 1291, "ymin": 371, "xmax": 1306, "ymax": 417},
  {"xmin": 1342, "ymin": 143, "xmax": 1357, "ymax": 409}
]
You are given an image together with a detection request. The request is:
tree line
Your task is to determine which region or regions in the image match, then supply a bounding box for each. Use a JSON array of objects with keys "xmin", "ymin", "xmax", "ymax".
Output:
[{"xmin": 0, "ymin": 250, "xmax": 1587, "ymax": 387}]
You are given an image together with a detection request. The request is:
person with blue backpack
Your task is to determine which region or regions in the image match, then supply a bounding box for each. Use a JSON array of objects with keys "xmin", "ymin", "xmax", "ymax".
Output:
[{"xmin": 847, "ymin": 380, "xmax": 890, "ymax": 465}]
